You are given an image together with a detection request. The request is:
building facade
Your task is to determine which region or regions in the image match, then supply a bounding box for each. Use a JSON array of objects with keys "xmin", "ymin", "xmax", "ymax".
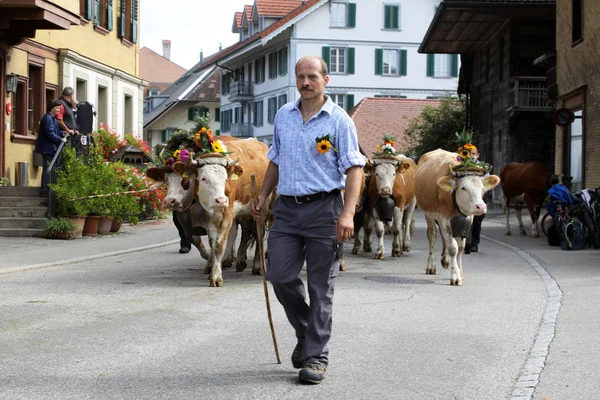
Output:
[{"xmin": 1, "ymin": 0, "xmax": 144, "ymax": 187}]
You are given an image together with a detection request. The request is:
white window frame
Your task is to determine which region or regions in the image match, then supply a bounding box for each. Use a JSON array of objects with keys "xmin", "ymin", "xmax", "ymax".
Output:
[
  {"xmin": 382, "ymin": 49, "xmax": 399, "ymax": 75},
  {"xmin": 329, "ymin": 94, "xmax": 345, "ymax": 108},
  {"xmin": 330, "ymin": 47, "xmax": 347, "ymax": 74},
  {"xmin": 434, "ymin": 54, "xmax": 451, "ymax": 78},
  {"xmin": 330, "ymin": 2, "xmax": 348, "ymax": 28}
]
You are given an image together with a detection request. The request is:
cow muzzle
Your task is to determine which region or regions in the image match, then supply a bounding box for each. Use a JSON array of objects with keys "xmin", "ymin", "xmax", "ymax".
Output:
[
  {"xmin": 163, "ymin": 197, "xmax": 181, "ymax": 211},
  {"xmin": 379, "ymin": 188, "xmax": 392, "ymax": 198},
  {"xmin": 473, "ymin": 203, "xmax": 487, "ymax": 215},
  {"xmin": 212, "ymin": 197, "xmax": 229, "ymax": 208}
]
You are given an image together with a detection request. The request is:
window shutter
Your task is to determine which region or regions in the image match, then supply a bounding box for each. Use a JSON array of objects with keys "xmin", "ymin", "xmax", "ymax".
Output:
[
  {"xmin": 107, "ymin": 0, "xmax": 114, "ymax": 31},
  {"xmin": 85, "ymin": 0, "xmax": 93, "ymax": 20},
  {"xmin": 392, "ymin": 6, "xmax": 399, "ymax": 29},
  {"xmin": 119, "ymin": 1, "xmax": 126, "ymax": 37},
  {"xmin": 399, "ymin": 50, "xmax": 407, "ymax": 76},
  {"xmin": 161, "ymin": 130, "xmax": 167, "ymax": 143},
  {"xmin": 427, "ymin": 54, "xmax": 435, "ymax": 77},
  {"xmin": 132, "ymin": 0, "xmax": 139, "ymax": 43},
  {"xmin": 215, "ymin": 108, "xmax": 220, "ymax": 122},
  {"xmin": 345, "ymin": 94, "xmax": 354, "ymax": 111},
  {"xmin": 384, "ymin": 5, "xmax": 391, "ymax": 29},
  {"xmin": 347, "ymin": 3, "xmax": 356, "ymax": 28},
  {"xmin": 322, "ymin": 46, "xmax": 331, "ymax": 72},
  {"xmin": 450, "ymin": 54, "xmax": 459, "ymax": 77},
  {"xmin": 375, "ymin": 49, "xmax": 383, "ymax": 75},
  {"xmin": 94, "ymin": 0, "xmax": 100, "ymax": 24},
  {"xmin": 347, "ymin": 47, "xmax": 355, "ymax": 74}
]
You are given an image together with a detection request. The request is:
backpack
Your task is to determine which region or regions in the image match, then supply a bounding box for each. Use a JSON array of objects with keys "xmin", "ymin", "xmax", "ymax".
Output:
[
  {"xmin": 547, "ymin": 222, "xmax": 561, "ymax": 247},
  {"xmin": 560, "ymin": 217, "xmax": 587, "ymax": 250}
]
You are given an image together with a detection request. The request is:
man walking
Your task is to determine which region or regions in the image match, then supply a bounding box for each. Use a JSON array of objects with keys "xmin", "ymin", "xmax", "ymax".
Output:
[{"xmin": 252, "ymin": 56, "xmax": 365, "ymax": 384}]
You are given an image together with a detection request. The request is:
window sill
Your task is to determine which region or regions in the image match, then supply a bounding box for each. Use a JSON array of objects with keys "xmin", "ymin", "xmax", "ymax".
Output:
[
  {"xmin": 79, "ymin": 17, "xmax": 90, "ymax": 25},
  {"xmin": 381, "ymin": 28, "xmax": 401, "ymax": 31},
  {"xmin": 571, "ymin": 38, "xmax": 583, "ymax": 48},
  {"xmin": 93, "ymin": 25, "xmax": 110, "ymax": 36},
  {"xmin": 121, "ymin": 38, "xmax": 133, "ymax": 48},
  {"xmin": 11, "ymin": 132, "xmax": 36, "ymax": 145}
]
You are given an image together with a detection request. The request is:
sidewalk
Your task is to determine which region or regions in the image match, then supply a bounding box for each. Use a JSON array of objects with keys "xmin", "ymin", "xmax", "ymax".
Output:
[{"xmin": 0, "ymin": 218, "xmax": 180, "ymax": 274}]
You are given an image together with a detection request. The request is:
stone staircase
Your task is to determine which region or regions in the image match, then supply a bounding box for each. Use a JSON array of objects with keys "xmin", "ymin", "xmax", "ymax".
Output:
[{"xmin": 0, "ymin": 186, "xmax": 48, "ymax": 237}]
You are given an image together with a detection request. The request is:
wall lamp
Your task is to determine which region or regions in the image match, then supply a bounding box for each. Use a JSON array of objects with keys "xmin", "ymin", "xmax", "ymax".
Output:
[{"xmin": 6, "ymin": 73, "xmax": 18, "ymax": 94}]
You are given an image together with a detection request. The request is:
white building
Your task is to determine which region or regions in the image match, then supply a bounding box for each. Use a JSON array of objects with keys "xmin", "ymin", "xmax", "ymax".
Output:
[{"xmin": 193, "ymin": 0, "xmax": 458, "ymax": 145}]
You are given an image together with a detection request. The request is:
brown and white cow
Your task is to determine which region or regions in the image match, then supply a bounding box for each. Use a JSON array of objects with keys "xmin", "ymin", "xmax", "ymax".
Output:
[
  {"xmin": 500, "ymin": 161, "xmax": 571, "ymax": 238},
  {"xmin": 362, "ymin": 156, "xmax": 417, "ymax": 260},
  {"xmin": 173, "ymin": 138, "xmax": 270, "ymax": 287},
  {"xmin": 416, "ymin": 149, "xmax": 500, "ymax": 286}
]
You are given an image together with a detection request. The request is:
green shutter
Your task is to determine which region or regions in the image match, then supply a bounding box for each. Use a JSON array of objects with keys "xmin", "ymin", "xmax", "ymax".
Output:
[
  {"xmin": 215, "ymin": 108, "xmax": 220, "ymax": 122},
  {"xmin": 399, "ymin": 50, "xmax": 407, "ymax": 76},
  {"xmin": 450, "ymin": 54, "xmax": 459, "ymax": 77},
  {"xmin": 427, "ymin": 54, "xmax": 435, "ymax": 77},
  {"xmin": 345, "ymin": 94, "xmax": 354, "ymax": 111},
  {"xmin": 347, "ymin": 3, "xmax": 356, "ymax": 28},
  {"xmin": 392, "ymin": 6, "xmax": 399, "ymax": 29},
  {"xmin": 347, "ymin": 47, "xmax": 355, "ymax": 74},
  {"xmin": 216, "ymin": 129, "xmax": 220, "ymax": 136},
  {"xmin": 107, "ymin": 0, "xmax": 113, "ymax": 31},
  {"xmin": 94, "ymin": 0, "xmax": 100, "ymax": 24},
  {"xmin": 188, "ymin": 108, "xmax": 193, "ymax": 120},
  {"xmin": 384, "ymin": 5, "xmax": 391, "ymax": 29},
  {"xmin": 322, "ymin": 46, "xmax": 331, "ymax": 72},
  {"xmin": 375, "ymin": 49, "xmax": 383, "ymax": 75},
  {"xmin": 132, "ymin": 0, "xmax": 138, "ymax": 43},
  {"xmin": 119, "ymin": 2, "xmax": 125, "ymax": 37},
  {"xmin": 85, "ymin": 0, "xmax": 93, "ymax": 20},
  {"xmin": 161, "ymin": 130, "xmax": 167, "ymax": 143}
]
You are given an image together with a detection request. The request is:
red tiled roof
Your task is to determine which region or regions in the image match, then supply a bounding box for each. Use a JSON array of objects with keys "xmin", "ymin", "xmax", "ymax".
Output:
[
  {"xmin": 244, "ymin": 4, "xmax": 254, "ymax": 21},
  {"xmin": 139, "ymin": 47, "xmax": 187, "ymax": 83},
  {"xmin": 233, "ymin": 11, "xmax": 243, "ymax": 31},
  {"xmin": 348, "ymin": 98, "xmax": 442, "ymax": 158},
  {"xmin": 255, "ymin": 0, "xmax": 303, "ymax": 17}
]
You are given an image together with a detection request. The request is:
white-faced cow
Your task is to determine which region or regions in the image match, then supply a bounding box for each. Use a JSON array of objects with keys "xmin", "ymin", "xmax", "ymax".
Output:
[
  {"xmin": 416, "ymin": 149, "xmax": 500, "ymax": 286},
  {"xmin": 173, "ymin": 138, "xmax": 270, "ymax": 287},
  {"xmin": 500, "ymin": 161, "xmax": 572, "ymax": 238},
  {"xmin": 362, "ymin": 156, "xmax": 417, "ymax": 260}
]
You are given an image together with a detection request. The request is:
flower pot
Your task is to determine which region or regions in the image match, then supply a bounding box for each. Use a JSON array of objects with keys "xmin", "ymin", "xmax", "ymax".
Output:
[
  {"xmin": 98, "ymin": 217, "xmax": 114, "ymax": 235},
  {"xmin": 59, "ymin": 215, "xmax": 86, "ymax": 238},
  {"xmin": 83, "ymin": 215, "xmax": 100, "ymax": 236},
  {"xmin": 110, "ymin": 219, "xmax": 122, "ymax": 233}
]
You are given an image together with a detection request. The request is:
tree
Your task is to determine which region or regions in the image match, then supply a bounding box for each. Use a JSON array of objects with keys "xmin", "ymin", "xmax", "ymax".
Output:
[{"xmin": 402, "ymin": 97, "xmax": 466, "ymax": 158}]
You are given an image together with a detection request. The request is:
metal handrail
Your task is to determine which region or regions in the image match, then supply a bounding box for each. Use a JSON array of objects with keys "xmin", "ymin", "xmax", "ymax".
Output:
[{"xmin": 45, "ymin": 140, "xmax": 66, "ymax": 218}]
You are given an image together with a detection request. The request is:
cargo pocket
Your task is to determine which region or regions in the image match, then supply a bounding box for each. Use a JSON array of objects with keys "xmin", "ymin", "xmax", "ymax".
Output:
[{"xmin": 330, "ymin": 238, "xmax": 343, "ymax": 279}]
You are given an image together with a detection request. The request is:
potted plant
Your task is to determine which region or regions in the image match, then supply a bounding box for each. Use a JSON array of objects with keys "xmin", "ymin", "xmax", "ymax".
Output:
[
  {"xmin": 0, "ymin": 176, "xmax": 8, "ymax": 186},
  {"xmin": 43, "ymin": 217, "xmax": 76, "ymax": 240}
]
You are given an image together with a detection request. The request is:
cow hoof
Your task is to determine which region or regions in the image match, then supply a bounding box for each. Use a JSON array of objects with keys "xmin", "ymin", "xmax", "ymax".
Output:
[
  {"xmin": 375, "ymin": 253, "xmax": 385, "ymax": 260},
  {"xmin": 210, "ymin": 278, "xmax": 224, "ymax": 287},
  {"xmin": 236, "ymin": 262, "xmax": 247, "ymax": 272},
  {"xmin": 520, "ymin": 230, "xmax": 527, "ymax": 236},
  {"xmin": 402, "ymin": 246, "xmax": 411, "ymax": 253},
  {"xmin": 339, "ymin": 263, "xmax": 346, "ymax": 272},
  {"xmin": 392, "ymin": 249, "xmax": 402, "ymax": 257},
  {"xmin": 426, "ymin": 268, "xmax": 436, "ymax": 275},
  {"xmin": 222, "ymin": 260, "xmax": 233, "ymax": 269},
  {"xmin": 531, "ymin": 233, "xmax": 540, "ymax": 239},
  {"xmin": 450, "ymin": 279, "xmax": 463, "ymax": 286},
  {"xmin": 252, "ymin": 268, "xmax": 263, "ymax": 276},
  {"xmin": 441, "ymin": 261, "xmax": 450, "ymax": 270},
  {"xmin": 505, "ymin": 231, "xmax": 512, "ymax": 236},
  {"xmin": 363, "ymin": 245, "xmax": 372, "ymax": 253},
  {"xmin": 352, "ymin": 248, "xmax": 361, "ymax": 255}
]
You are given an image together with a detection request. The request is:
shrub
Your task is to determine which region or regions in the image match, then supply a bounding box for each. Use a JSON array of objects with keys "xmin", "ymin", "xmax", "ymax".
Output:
[
  {"xmin": 44, "ymin": 217, "xmax": 76, "ymax": 238},
  {"xmin": 91, "ymin": 124, "xmax": 126, "ymax": 161}
]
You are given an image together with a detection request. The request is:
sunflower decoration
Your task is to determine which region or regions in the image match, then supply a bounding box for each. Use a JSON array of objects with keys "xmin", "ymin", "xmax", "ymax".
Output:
[
  {"xmin": 373, "ymin": 135, "xmax": 402, "ymax": 158},
  {"xmin": 315, "ymin": 134, "xmax": 338, "ymax": 154},
  {"xmin": 193, "ymin": 126, "xmax": 231, "ymax": 156},
  {"xmin": 451, "ymin": 130, "xmax": 492, "ymax": 175},
  {"xmin": 157, "ymin": 129, "xmax": 196, "ymax": 170}
]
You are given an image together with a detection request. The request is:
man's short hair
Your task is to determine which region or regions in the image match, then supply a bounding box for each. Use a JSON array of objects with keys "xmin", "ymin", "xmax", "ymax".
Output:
[
  {"xmin": 295, "ymin": 56, "xmax": 328, "ymax": 77},
  {"xmin": 62, "ymin": 87, "xmax": 74, "ymax": 96},
  {"xmin": 47, "ymin": 99, "xmax": 61, "ymax": 112}
]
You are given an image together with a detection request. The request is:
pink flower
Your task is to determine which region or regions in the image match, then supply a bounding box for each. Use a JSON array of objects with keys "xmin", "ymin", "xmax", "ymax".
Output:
[{"xmin": 180, "ymin": 149, "xmax": 190, "ymax": 161}]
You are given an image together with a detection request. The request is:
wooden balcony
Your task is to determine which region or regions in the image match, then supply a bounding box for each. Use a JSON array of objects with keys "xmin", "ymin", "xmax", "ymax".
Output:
[
  {"xmin": 508, "ymin": 76, "xmax": 553, "ymax": 112},
  {"xmin": 228, "ymin": 81, "xmax": 254, "ymax": 102}
]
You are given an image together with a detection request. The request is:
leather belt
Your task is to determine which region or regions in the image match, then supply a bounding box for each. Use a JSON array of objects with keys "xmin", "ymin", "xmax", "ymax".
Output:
[{"xmin": 282, "ymin": 189, "xmax": 341, "ymax": 204}]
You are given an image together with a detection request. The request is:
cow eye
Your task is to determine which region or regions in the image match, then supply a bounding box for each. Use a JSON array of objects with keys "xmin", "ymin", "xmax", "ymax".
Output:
[
  {"xmin": 200, "ymin": 177, "xmax": 208, "ymax": 183},
  {"xmin": 461, "ymin": 187, "xmax": 466, "ymax": 191}
]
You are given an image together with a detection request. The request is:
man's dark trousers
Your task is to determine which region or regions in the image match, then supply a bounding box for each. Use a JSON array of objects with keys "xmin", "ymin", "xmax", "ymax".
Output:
[{"xmin": 266, "ymin": 193, "xmax": 343, "ymax": 366}]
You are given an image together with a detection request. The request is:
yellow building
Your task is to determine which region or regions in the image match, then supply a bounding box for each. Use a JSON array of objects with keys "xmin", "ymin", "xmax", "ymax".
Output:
[{"xmin": 1, "ymin": 0, "xmax": 145, "ymax": 187}]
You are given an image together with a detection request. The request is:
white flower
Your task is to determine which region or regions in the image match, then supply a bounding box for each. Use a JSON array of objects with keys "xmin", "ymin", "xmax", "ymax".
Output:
[
  {"xmin": 382, "ymin": 143, "xmax": 396, "ymax": 153},
  {"xmin": 217, "ymin": 140, "xmax": 228, "ymax": 152}
]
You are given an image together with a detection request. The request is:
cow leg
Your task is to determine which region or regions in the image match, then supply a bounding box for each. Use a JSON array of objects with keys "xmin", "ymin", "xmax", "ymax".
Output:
[
  {"xmin": 339, "ymin": 251, "xmax": 346, "ymax": 271},
  {"xmin": 222, "ymin": 221, "xmax": 238, "ymax": 269},
  {"xmin": 439, "ymin": 223, "xmax": 450, "ymax": 270},
  {"xmin": 425, "ymin": 215, "xmax": 437, "ymax": 275},
  {"xmin": 352, "ymin": 227, "xmax": 363, "ymax": 255},
  {"xmin": 192, "ymin": 235, "xmax": 210, "ymax": 260},
  {"xmin": 504, "ymin": 195, "xmax": 512, "ymax": 236},
  {"xmin": 235, "ymin": 220, "xmax": 252, "ymax": 272},
  {"xmin": 207, "ymin": 215, "xmax": 234, "ymax": 287},
  {"xmin": 363, "ymin": 212, "xmax": 373, "ymax": 253},
  {"xmin": 391, "ymin": 206, "xmax": 403, "ymax": 257},
  {"xmin": 374, "ymin": 215, "xmax": 386, "ymax": 260},
  {"xmin": 251, "ymin": 221, "xmax": 266, "ymax": 275},
  {"xmin": 401, "ymin": 199, "xmax": 416, "ymax": 253},
  {"xmin": 524, "ymin": 192, "xmax": 540, "ymax": 238},
  {"xmin": 439, "ymin": 223, "xmax": 461, "ymax": 286}
]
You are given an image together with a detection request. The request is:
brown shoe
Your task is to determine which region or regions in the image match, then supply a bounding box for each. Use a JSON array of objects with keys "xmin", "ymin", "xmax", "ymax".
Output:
[{"xmin": 299, "ymin": 362, "xmax": 327, "ymax": 384}]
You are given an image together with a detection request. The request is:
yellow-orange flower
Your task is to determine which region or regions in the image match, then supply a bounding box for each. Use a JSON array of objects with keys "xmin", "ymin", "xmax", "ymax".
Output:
[
  {"xmin": 211, "ymin": 140, "xmax": 224, "ymax": 153},
  {"xmin": 384, "ymin": 140, "xmax": 395, "ymax": 147},
  {"xmin": 173, "ymin": 150, "xmax": 181, "ymax": 160},
  {"xmin": 464, "ymin": 143, "xmax": 476, "ymax": 151},
  {"xmin": 377, "ymin": 145, "xmax": 382, "ymax": 152},
  {"xmin": 459, "ymin": 149, "xmax": 471, "ymax": 160},
  {"xmin": 206, "ymin": 130, "xmax": 213, "ymax": 141},
  {"xmin": 317, "ymin": 139, "xmax": 332, "ymax": 154},
  {"xmin": 200, "ymin": 127, "xmax": 207, "ymax": 133}
]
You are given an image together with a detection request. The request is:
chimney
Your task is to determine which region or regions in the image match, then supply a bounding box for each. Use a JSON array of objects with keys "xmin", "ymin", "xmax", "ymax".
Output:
[
  {"xmin": 162, "ymin": 40, "xmax": 171, "ymax": 60},
  {"xmin": 200, "ymin": 49, "xmax": 204, "ymax": 63},
  {"xmin": 219, "ymin": 42, "xmax": 222, "ymax": 51}
]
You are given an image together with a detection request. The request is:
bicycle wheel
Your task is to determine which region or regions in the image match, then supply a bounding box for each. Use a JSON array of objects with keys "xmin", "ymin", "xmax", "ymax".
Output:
[{"xmin": 541, "ymin": 212, "xmax": 553, "ymax": 237}]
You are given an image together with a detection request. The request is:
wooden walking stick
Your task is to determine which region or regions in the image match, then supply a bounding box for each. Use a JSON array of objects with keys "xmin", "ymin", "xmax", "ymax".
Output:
[{"xmin": 250, "ymin": 173, "xmax": 281, "ymax": 364}]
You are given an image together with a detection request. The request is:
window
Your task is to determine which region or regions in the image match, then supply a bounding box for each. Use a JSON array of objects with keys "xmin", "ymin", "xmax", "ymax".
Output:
[
  {"xmin": 278, "ymin": 47, "xmax": 288, "ymax": 76},
  {"xmin": 267, "ymin": 97, "xmax": 277, "ymax": 124},
  {"xmin": 94, "ymin": 0, "xmax": 114, "ymax": 31},
  {"xmin": 252, "ymin": 100, "xmax": 264, "ymax": 127},
  {"xmin": 278, "ymin": 94, "xmax": 288, "ymax": 109},
  {"xmin": 188, "ymin": 106, "xmax": 208, "ymax": 121},
  {"xmin": 124, "ymin": 94, "xmax": 133, "ymax": 134},
  {"xmin": 331, "ymin": 48, "xmax": 346, "ymax": 73},
  {"xmin": 76, "ymin": 79, "xmax": 87, "ymax": 102},
  {"xmin": 222, "ymin": 73, "xmax": 231, "ymax": 95},
  {"xmin": 330, "ymin": 2, "xmax": 356, "ymax": 28},
  {"xmin": 254, "ymin": 56, "xmax": 265, "ymax": 84},
  {"xmin": 426, "ymin": 54, "xmax": 459, "ymax": 78},
  {"xmin": 383, "ymin": 4, "xmax": 400, "ymax": 30},
  {"xmin": 375, "ymin": 49, "xmax": 407, "ymax": 76},
  {"xmin": 161, "ymin": 127, "xmax": 178, "ymax": 143},
  {"xmin": 568, "ymin": 109, "xmax": 583, "ymax": 191},
  {"xmin": 328, "ymin": 94, "xmax": 355, "ymax": 111},
  {"xmin": 322, "ymin": 46, "xmax": 355, "ymax": 74},
  {"xmin": 118, "ymin": 0, "xmax": 138, "ymax": 43},
  {"xmin": 214, "ymin": 107, "xmax": 220, "ymax": 122},
  {"xmin": 11, "ymin": 77, "xmax": 27, "ymax": 138},
  {"xmin": 97, "ymin": 86, "xmax": 108, "ymax": 126},
  {"xmin": 148, "ymin": 87, "xmax": 159, "ymax": 96},
  {"xmin": 572, "ymin": 0, "xmax": 582, "ymax": 44},
  {"xmin": 269, "ymin": 52, "xmax": 278, "ymax": 79},
  {"xmin": 220, "ymin": 110, "xmax": 233, "ymax": 132}
]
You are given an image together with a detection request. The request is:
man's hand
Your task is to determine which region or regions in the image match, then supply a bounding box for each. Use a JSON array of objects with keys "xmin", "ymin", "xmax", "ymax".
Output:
[
  {"xmin": 61, "ymin": 137, "xmax": 67, "ymax": 143},
  {"xmin": 336, "ymin": 210, "xmax": 354, "ymax": 242},
  {"xmin": 251, "ymin": 194, "xmax": 267, "ymax": 221}
]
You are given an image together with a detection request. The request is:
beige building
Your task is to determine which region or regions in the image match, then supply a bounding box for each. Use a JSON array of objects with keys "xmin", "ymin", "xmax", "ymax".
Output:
[
  {"xmin": 555, "ymin": 0, "xmax": 600, "ymax": 190},
  {"xmin": 1, "ymin": 0, "xmax": 145, "ymax": 187}
]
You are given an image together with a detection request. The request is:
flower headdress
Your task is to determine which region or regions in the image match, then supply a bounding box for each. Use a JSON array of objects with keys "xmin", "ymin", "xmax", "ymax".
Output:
[
  {"xmin": 451, "ymin": 130, "xmax": 492, "ymax": 175},
  {"xmin": 373, "ymin": 135, "xmax": 402, "ymax": 159},
  {"xmin": 157, "ymin": 129, "xmax": 196, "ymax": 171},
  {"xmin": 192, "ymin": 126, "xmax": 231, "ymax": 158}
]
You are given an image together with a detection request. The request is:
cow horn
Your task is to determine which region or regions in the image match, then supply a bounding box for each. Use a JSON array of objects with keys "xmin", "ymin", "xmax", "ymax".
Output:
[{"xmin": 226, "ymin": 159, "xmax": 240, "ymax": 167}]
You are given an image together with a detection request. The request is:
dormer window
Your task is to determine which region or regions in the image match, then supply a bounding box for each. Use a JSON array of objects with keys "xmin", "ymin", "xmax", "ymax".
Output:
[{"xmin": 148, "ymin": 87, "xmax": 160, "ymax": 96}]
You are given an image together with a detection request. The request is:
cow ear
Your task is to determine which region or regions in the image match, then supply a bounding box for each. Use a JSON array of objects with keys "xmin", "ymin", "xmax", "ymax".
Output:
[
  {"xmin": 482, "ymin": 174, "xmax": 501, "ymax": 190},
  {"xmin": 397, "ymin": 160, "xmax": 410, "ymax": 174},
  {"xmin": 145, "ymin": 167, "xmax": 165, "ymax": 182},
  {"xmin": 228, "ymin": 164, "xmax": 244, "ymax": 178},
  {"xmin": 173, "ymin": 162, "xmax": 190, "ymax": 176},
  {"xmin": 437, "ymin": 175, "xmax": 455, "ymax": 192}
]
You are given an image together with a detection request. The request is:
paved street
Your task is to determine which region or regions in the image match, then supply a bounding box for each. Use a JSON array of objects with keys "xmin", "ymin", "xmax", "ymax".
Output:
[{"xmin": 0, "ymin": 210, "xmax": 599, "ymax": 400}]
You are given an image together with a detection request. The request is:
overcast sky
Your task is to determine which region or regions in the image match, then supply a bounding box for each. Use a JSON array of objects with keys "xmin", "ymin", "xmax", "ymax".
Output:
[{"xmin": 140, "ymin": 0, "xmax": 251, "ymax": 70}]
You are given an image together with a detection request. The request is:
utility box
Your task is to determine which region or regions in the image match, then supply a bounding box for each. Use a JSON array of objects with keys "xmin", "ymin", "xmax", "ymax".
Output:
[
  {"xmin": 15, "ymin": 162, "xmax": 28, "ymax": 186},
  {"xmin": 77, "ymin": 101, "xmax": 95, "ymax": 135}
]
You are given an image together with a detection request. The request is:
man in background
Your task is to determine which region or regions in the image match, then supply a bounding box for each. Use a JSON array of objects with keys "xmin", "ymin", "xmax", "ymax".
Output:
[{"xmin": 56, "ymin": 87, "xmax": 79, "ymax": 150}]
